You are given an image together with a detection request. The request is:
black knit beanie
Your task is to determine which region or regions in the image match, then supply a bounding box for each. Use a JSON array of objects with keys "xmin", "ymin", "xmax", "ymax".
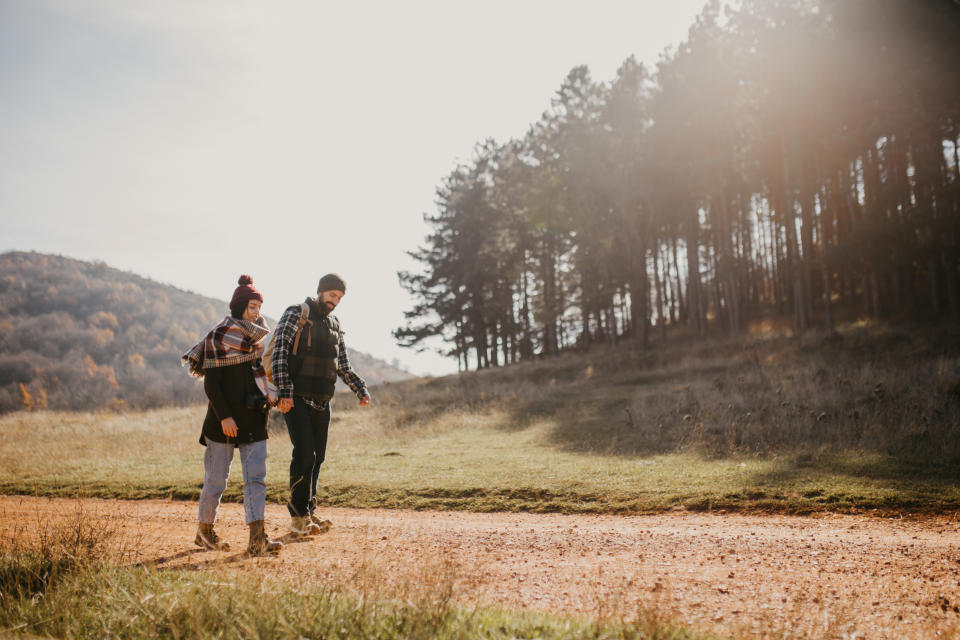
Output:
[{"xmin": 317, "ymin": 273, "xmax": 346, "ymax": 294}]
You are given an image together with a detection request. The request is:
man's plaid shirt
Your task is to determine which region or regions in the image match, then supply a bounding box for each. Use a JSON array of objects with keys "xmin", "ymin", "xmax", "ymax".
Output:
[{"xmin": 272, "ymin": 303, "xmax": 368, "ymax": 411}]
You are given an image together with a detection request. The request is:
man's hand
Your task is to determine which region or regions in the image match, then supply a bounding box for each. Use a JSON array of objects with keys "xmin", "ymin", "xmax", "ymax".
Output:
[
  {"xmin": 221, "ymin": 417, "xmax": 238, "ymax": 437},
  {"xmin": 359, "ymin": 394, "xmax": 371, "ymax": 407},
  {"xmin": 277, "ymin": 398, "xmax": 294, "ymax": 414}
]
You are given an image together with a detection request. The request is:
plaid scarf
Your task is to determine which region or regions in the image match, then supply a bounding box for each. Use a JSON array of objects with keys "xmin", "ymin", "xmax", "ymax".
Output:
[{"xmin": 182, "ymin": 316, "xmax": 271, "ymax": 379}]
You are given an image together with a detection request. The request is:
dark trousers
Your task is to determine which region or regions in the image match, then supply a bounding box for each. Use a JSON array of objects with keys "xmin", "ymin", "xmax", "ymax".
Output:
[{"xmin": 284, "ymin": 396, "xmax": 331, "ymax": 517}]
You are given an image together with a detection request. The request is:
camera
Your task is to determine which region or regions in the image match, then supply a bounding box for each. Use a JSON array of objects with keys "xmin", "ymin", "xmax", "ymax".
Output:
[{"xmin": 245, "ymin": 392, "xmax": 270, "ymax": 414}]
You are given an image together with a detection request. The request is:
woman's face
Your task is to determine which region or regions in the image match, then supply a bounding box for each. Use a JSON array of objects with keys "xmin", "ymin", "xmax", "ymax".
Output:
[{"xmin": 242, "ymin": 299, "xmax": 262, "ymax": 322}]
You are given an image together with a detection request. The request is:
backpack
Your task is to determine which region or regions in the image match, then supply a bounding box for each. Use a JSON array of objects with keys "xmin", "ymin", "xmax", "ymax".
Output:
[{"xmin": 262, "ymin": 302, "xmax": 311, "ymax": 384}]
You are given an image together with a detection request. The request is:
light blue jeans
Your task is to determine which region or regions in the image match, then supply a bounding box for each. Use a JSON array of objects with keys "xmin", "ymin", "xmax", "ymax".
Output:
[{"xmin": 198, "ymin": 439, "xmax": 267, "ymax": 525}]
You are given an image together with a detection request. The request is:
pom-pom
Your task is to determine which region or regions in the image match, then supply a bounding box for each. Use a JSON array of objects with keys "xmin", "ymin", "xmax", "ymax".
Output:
[{"xmin": 238, "ymin": 274, "xmax": 253, "ymax": 285}]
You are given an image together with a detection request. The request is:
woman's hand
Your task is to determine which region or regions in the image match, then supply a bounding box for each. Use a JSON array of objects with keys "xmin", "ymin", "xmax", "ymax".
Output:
[
  {"xmin": 277, "ymin": 398, "xmax": 294, "ymax": 414},
  {"xmin": 221, "ymin": 417, "xmax": 238, "ymax": 437}
]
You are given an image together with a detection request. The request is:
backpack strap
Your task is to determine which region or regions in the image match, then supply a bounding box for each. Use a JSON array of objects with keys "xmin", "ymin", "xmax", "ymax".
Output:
[{"xmin": 291, "ymin": 302, "xmax": 311, "ymax": 354}]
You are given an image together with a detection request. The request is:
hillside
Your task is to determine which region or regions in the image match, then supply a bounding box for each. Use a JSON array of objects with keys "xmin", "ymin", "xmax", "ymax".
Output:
[
  {"xmin": 385, "ymin": 322, "xmax": 960, "ymax": 467},
  {"xmin": 0, "ymin": 251, "xmax": 413, "ymax": 412}
]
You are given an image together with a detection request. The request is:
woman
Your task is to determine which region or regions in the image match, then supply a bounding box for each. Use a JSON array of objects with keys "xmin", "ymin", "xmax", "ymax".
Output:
[{"xmin": 182, "ymin": 275, "xmax": 283, "ymax": 556}]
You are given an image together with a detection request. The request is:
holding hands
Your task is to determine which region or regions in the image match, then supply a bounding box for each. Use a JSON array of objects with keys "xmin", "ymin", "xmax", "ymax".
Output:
[{"xmin": 276, "ymin": 395, "xmax": 369, "ymax": 412}]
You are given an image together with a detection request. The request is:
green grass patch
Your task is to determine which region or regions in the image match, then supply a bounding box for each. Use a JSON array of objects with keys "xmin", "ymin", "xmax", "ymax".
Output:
[{"xmin": 1, "ymin": 405, "xmax": 958, "ymax": 514}]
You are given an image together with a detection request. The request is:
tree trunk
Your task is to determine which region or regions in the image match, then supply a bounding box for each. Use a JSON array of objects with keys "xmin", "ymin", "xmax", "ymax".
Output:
[
  {"xmin": 799, "ymin": 155, "xmax": 817, "ymax": 328},
  {"xmin": 819, "ymin": 184, "xmax": 835, "ymax": 333},
  {"xmin": 541, "ymin": 235, "xmax": 559, "ymax": 356},
  {"xmin": 737, "ymin": 192, "xmax": 754, "ymax": 324},
  {"xmin": 771, "ymin": 199, "xmax": 785, "ymax": 315},
  {"xmin": 890, "ymin": 134, "xmax": 912, "ymax": 315},
  {"xmin": 631, "ymin": 238, "xmax": 650, "ymax": 348},
  {"xmin": 954, "ymin": 132, "xmax": 960, "ymax": 184},
  {"xmin": 606, "ymin": 306, "xmax": 617, "ymax": 348},
  {"xmin": 717, "ymin": 194, "xmax": 741, "ymax": 334},
  {"xmin": 686, "ymin": 207, "xmax": 705, "ymax": 336},
  {"xmin": 520, "ymin": 258, "xmax": 533, "ymax": 360},
  {"xmin": 654, "ymin": 243, "xmax": 667, "ymax": 341},
  {"xmin": 759, "ymin": 199, "xmax": 774, "ymax": 306},
  {"xmin": 671, "ymin": 235, "xmax": 684, "ymax": 324},
  {"xmin": 929, "ymin": 254, "xmax": 941, "ymax": 316},
  {"xmin": 619, "ymin": 288, "xmax": 630, "ymax": 338},
  {"xmin": 862, "ymin": 145, "xmax": 884, "ymax": 320},
  {"xmin": 777, "ymin": 129, "xmax": 807, "ymax": 334},
  {"xmin": 456, "ymin": 320, "xmax": 467, "ymax": 372},
  {"xmin": 946, "ymin": 247, "xmax": 960, "ymax": 322},
  {"xmin": 580, "ymin": 269, "xmax": 591, "ymax": 348}
]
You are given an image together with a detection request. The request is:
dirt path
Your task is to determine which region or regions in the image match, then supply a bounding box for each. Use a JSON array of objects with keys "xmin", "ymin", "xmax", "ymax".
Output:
[{"xmin": 3, "ymin": 496, "xmax": 959, "ymax": 639}]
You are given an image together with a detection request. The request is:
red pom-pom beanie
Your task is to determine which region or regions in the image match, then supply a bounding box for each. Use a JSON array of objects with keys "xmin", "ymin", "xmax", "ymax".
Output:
[{"xmin": 229, "ymin": 275, "xmax": 264, "ymax": 318}]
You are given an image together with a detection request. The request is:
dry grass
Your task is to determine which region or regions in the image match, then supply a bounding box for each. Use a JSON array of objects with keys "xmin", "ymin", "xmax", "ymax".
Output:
[
  {"xmin": 0, "ymin": 500, "xmax": 130, "ymax": 608},
  {"xmin": 0, "ymin": 507, "xmax": 710, "ymax": 640},
  {"xmin": 382, "ymin": 322, "xmax": 960, "ymax": 459},
  {"xmin": 1, "ymin": 323, "xmax": 958, "ymax": 514}
]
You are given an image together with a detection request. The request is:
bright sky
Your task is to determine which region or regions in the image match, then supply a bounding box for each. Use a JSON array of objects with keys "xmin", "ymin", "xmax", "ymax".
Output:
[{"xmin": 0, "ymin": 0, "xmax": 707, "ymax": 376}]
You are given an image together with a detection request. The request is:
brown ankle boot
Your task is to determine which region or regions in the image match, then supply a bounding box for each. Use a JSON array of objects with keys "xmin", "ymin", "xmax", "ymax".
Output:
[
  {"xmin": 308, "ymin": 513, "xmax": 332, "ymax": 532},
  {"xmin": 195, "ymin": 522, "xmax": 231, "ymax": 551},
  {"xmin": 289, "ymin": 516, "xmax": 322, "ymax": 537},
  {"xmin": 247, "ymin": 520, "xmax": 283, "ymax": 556}
]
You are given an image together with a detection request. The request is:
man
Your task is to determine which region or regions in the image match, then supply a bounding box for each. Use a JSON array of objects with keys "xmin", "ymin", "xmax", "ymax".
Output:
[{"xmin": 272, "ymin": 273, "xmax": 371, "ymax": 536}]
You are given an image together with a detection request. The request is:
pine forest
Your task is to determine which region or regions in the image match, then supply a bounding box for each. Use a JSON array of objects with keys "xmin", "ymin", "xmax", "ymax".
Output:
[{"xmin": 395, "ymin": 0, "xmax": 960, "ymax": 370}]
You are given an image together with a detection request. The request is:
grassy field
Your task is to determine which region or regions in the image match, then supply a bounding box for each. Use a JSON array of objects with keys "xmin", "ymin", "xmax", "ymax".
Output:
[{"xmin": 1, "ymin": 323, "xmax": 958, "ymax": 514}]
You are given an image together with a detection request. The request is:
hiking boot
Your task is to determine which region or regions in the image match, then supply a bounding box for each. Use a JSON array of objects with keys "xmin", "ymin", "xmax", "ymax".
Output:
[
  {"xmin": 308, "ymin": 513, "xmax": 333, "ymax": 533},
  {"xmin": 289, "ymin": 515, "xmax": 322, "ymax": 537},
  {"xmin": 195, "ymin": 522, "xmax": 231, "ymax": 551},
  {"xmin": 247, "ymin": 520, "xmax": 283, "ymax": 556}
]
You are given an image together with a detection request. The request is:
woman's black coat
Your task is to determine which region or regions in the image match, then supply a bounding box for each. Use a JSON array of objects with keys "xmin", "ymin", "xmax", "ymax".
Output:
[{"xmin": 200, "ymin": 361, "xmax": 268, "ymax": 446}]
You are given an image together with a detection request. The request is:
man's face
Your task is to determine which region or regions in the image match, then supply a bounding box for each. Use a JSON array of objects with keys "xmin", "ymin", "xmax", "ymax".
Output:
[{"xmin": 319, "ymin": 289, "xmax": 344, "ymax": 313}]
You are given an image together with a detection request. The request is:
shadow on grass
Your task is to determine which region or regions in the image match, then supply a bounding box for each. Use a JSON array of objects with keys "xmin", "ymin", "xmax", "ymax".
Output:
[
  {"xmin": 746, "ymin": 451, "xmax": 960, "ymax": 496},
  {"xmin": 510, "ymin": 383, "xmax": 960, "ymax": 511},
  {"xmin": 478, "ymin": 328, "xmax": 960, "ymax": 469},
  {"xmin": 482, "ymin": 357, "xmax": 753, "ymax": 443}
]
